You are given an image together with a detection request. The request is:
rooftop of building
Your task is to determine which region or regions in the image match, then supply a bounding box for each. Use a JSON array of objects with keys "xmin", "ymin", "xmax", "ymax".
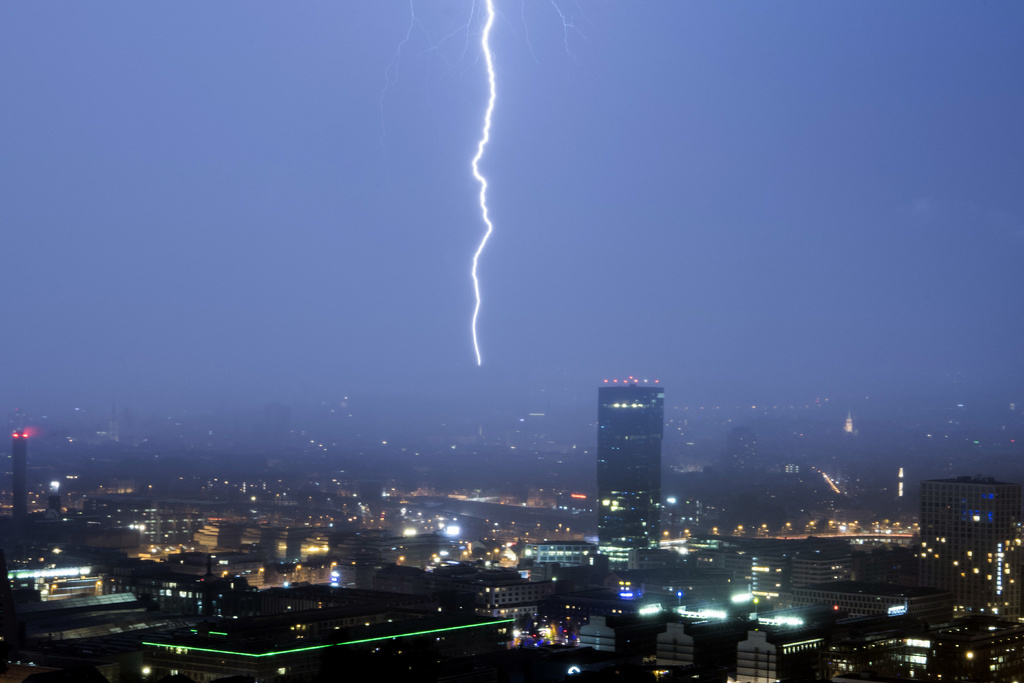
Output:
[
  {"xmin": 607, "ymin": 567, "xmax": 738, "ymax": 583},
  {"xmin": 16, "ymin": 593, "xmax": 142, "ymax": 617},
  {"xmin": 825, "ymin": 628, "xmax": 907, "ymax": 646},
  {"xmin": 196, "ymin": 604, "xmax": 429, "ymax": 639},
  {"xmin": 142, "ymin": 614, "xmax": 514, "ymax": 658},
  {"xmin": 374, "ymin": 563, "xmax": 429, "ymax": 578},
  {"xmin": 933, "ymin": 615, "xmax": 1024, "ymax": 641},
  {"xmin": 437, "ymin": 567, "xmax": 532, "ymax": 585},
  {"xmin": 925, "ymin": 475, "xmax": 1018, "ymax": 486},
  {"xmin": 796, "ymin": 581, "xmax": 951, "ymax": 598},
  {"xmin": 688, "ymin": 535, "xmax": 851, "ymax": 556},
  {"xmin": 260, "ymin": 583, "xmax": 431, "ymax": 604},
  {"xmin": 540, "ymin": 588, "xmax": 627, "ymax": 604},
  {"xmin": 13, "ymin": 594, "xmax": 200, "ymax": 643}
]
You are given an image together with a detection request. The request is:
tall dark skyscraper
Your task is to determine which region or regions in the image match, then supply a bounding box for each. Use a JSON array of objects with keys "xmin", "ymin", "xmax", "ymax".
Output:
[
  {"xmin": 597, "ymin": 383, "xmax": 664, "ymax": 566},
  {"xmin": 12, "ymin": 430, "xmax": 27, "ymax": 535},
  {"xmin": 919, "ymin": 476, "xmax": 1022, "ymax": 619}
]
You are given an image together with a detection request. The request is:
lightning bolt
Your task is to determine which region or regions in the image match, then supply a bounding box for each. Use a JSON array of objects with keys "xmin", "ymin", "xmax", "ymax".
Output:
[
  {"xmin": 470, "ymin": 0, "xmax": 497, "ymax": 366},
  {"xmin": 548, "ymin": 0, "xmax": 576, "ymax": 59},
  {"xmin": 379, "ymin": 1, "xmax": 421, "ymax": 151},
  {"xmin": 549, "ymin": 0, "xmax": 588, "ymax": 64}
]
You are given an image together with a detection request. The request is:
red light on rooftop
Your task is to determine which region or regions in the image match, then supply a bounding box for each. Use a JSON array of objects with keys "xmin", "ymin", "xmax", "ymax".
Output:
[{"xmin": 570, "ymin": 493, "xmax": 586, "ymax": 499}]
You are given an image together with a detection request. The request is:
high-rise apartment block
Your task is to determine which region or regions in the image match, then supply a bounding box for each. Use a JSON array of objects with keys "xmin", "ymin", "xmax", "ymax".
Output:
[
  {"xmin": 597, "ymin": 383, "xmax": 664, "ymax": 566},
  {"xmin": 919, "ymin": 476, "xmax": 1022, "ymax": 618}
]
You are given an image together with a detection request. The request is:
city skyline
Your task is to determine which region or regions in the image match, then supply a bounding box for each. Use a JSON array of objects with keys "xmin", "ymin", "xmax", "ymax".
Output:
[{"xmin": 4, "ymin": 380, "xmax": 1024, "ymax": 678}]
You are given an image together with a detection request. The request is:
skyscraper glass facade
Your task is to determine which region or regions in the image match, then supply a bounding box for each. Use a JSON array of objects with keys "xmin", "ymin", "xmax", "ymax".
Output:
[
  {"xmin": 919, "ymin": 476, "xmax": 1022, "ymax": 618},
  {"xmin": 597, "ymin": 385, "xmax": 664, "ymax": 566}
]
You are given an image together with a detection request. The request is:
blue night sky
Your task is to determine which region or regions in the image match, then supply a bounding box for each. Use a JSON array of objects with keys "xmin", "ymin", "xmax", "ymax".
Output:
[{"xmin": 1, "ymin": 2, "xmax": 1022, "ymax": 415}]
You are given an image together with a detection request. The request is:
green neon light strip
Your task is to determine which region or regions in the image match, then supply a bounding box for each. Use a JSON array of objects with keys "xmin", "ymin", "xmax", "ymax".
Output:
[
  {"xmin": 143, "ymin": 619, "xmax": 514, "ymax": 658},
  {"xmin": 337, "ymin": 620, "xmax": 514, "ymax": 646},
  {"xmin": 141, "ymin": 641, "xmax": 332, "ymax": 657}
]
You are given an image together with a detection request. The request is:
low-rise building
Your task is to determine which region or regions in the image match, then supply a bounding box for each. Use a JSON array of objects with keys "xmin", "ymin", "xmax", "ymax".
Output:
[
  {"xmin": 521, "ymin": 542, "xmax": 596, "ymax": 567},
  {"xmin": 927, "ymin": 617, "xmax": 1024, "ymax": 682},
  {"xmin": 655, "ymin": 618, "xmax": 750, "ymax": 670},
  {"xmin": 821, "ymin": 629, "xmax": 905, "ymax": 679},
  {"xmin": 735, "ymin": 628, "xmax": 825, "ymax": 683},
  {"xmin": 791, "ymin": 581, "xmax": 953, "ymax": 624}
]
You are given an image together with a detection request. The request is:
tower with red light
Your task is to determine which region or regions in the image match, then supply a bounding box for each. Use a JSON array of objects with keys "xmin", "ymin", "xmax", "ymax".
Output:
[{"xmin": 12, "ymin": 430, "xmax": 27, "ymax": 535}]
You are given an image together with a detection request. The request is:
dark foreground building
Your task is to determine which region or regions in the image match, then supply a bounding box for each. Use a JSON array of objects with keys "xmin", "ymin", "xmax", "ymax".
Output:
[{"xmin": 142, "ymin": 614, "xmax": 513, "ymax": 681}]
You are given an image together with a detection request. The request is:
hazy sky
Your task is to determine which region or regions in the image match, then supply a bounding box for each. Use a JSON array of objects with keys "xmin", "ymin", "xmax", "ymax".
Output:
[{"xmin": 2, "ymin": 2, "xmax": 1022, "ymax": 415}]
